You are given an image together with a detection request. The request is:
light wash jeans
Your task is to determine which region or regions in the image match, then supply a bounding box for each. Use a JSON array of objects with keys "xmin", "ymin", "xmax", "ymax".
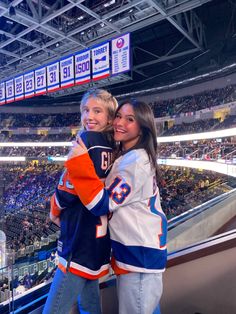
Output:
[
  {"xmin": 43, "ymin": 268, "xmax": 101, "ymax": 314},
  {"xmin": 116, "ymin": 272, "xmax": 163, "ymax": 314}
]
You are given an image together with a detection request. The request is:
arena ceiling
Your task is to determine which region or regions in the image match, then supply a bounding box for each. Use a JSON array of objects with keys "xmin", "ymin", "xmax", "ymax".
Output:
[{"xmin": 0, "ymin": 0, "xmax": 236, "ymax": 105}]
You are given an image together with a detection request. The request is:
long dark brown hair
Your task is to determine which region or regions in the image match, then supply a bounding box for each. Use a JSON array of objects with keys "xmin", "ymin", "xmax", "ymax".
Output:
[{"xmin": 116, "ymin": 99, "xmax": 161, "ymax": 184}]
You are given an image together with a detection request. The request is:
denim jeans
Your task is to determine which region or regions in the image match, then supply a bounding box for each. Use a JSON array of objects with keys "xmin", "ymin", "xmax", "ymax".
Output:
[
  {"xmin": 43, "ymin": 268, "xmax": 101, "ymax": 314},
  {"xmin": 116, "ymin": 272, "xmax": 163, "ymax": 314}
]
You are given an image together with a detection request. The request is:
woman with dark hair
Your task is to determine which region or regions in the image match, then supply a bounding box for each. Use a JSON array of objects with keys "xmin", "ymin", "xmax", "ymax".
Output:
[{"xmin": 65, "ymin": 99, "xmax": 167, "ymax": 314}]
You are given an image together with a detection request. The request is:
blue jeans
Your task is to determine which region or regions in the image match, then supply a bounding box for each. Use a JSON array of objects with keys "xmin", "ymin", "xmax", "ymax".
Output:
[
  {"xmin": 43, "ymin": 268, "xmax": 101, "ymax": 314},
  {"xmin": 116, "ymin": 272, "xmax": 163, "ymax": 314}
]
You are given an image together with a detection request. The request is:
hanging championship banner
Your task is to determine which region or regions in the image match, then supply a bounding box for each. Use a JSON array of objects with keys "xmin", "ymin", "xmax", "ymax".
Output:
[
  {"xmin": 60, "ymin": 55, "xmax": 74, "ymax": 88},
  {"xmin": 6, "ymin": 79, "xmax": 14, "ymax": 103},
  {"xmin": 112, "ymin": 33, "xmax": 130, "ymax": 75},
  {"xmin": 14, "ymin": 75, "xmax": 24, "ymax": 101},
  {"xmin": 0, "ymin": 82, "xmax": 5, "ymax": 105},
  {"xmin": 24, "ymin": 71, "xmax": 35, "ymax": 98},
  {"xmin": 47, "ymin": 61, "xmax": 60, "ymax": 92},
  {"xmin": 35, "ymin": 66, "xmax": 47, "ymax": 95},
  {"xmin": 75, "ymin": 50, "xmax": 91, "ymax": 85},
  {"xmin": 92, "ymin": 42, "xmax": 110, "ymax": 80}
]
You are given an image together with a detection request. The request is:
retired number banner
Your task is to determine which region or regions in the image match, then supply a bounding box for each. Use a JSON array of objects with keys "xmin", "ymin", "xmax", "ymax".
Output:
[
  {"xmin": 47, "ymin": 61, "xmax": 60, "ymax": 92},
  {"xmin": 6, "ymin": 79, "xmax": 14, "ymax": 103},
  {"xmin": 0, "ymin": 82, "xmax": 5, "ymax": 105},
  {"xmin": 14, "ymin": 75, "xmax": 24, "ymax": 101},
  {"xmin": 24, "ymin": 71, "xmax": 35, "ymax": 98},
  {"xmin": 75, "ymin": 50, "xmax": 91, "ymax": 85},
  {"xmin": 35, "ymin": 67, "xmax": 47, "ymax": 95},
  {"xmin": 92, "ymin": 42, "xmax": 110, "ymax": 80},
  {"xmin": 60, "ymin": 55, "xmax": 74, "ymax": 88}
]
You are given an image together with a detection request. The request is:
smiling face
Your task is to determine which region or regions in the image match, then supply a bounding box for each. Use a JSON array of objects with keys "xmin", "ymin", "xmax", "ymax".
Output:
[
  {"xmin": 81, "ymin": 97, "xmax": 111, "ymax": 131},
  {"xmin": 113, "ymin": 103, "xmax": 141, "ymax": 151}
]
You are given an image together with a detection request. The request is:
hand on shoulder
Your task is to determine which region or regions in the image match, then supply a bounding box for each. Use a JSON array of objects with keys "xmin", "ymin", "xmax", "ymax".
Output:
[{"xmin": 67, "ymin": 137, "xmax": 88, "ymax": 160}]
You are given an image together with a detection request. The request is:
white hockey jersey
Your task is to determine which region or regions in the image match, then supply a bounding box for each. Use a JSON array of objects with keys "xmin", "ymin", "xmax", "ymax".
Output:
[{"xmin": 65, "ymin": 148, "xmax": 167, "ymax": 274}]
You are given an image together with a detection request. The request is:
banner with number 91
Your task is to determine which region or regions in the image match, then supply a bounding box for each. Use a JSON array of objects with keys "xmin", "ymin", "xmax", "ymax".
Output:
[{"xmin": 60, "ymin": 55, "xmax": 74, "ymax": 88}]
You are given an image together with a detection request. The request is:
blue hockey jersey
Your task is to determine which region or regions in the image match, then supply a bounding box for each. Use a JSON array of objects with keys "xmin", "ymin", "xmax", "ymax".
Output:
[{"xmin": 51, "ymin": 131, "xmax": 114, "ymax": 279}]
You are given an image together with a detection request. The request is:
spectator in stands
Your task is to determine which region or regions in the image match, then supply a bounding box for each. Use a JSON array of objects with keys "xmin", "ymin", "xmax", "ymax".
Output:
[
  {"xmin": 65, "ymin": 99, "xmax": 167, "ymax": 314},
  {"xmin": 43, "ymin": 89, "xmax": 117, "ymax": 314},
  {"xmin": 23, "ymin": 273, "xmax": 33, "ymax": 289}
]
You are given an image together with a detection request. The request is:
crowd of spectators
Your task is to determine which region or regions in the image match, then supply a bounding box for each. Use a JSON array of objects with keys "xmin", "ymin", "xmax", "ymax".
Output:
[
  {"xmin": 2, "ymin": 163, "xmax": 62, "ymax": 213},
  {"xmin": 0, "ymin": 146, "xmax": 69, "ymax": 158},
  {"xmin": 2, "ymin": 210, "xmax": 59, "ymax": 252},
  {"xmin": 1, "ymin": 113, "xmax": 235, "ymax": 143},
  {"xmin": 214, "ymin": 114, "xmax": 236, "ymax": 130},
  {"xmin": 0, "ymin": 133, "xmax": 73, "ymax": 143},
  {"xmin": 0, "ymin": 112, "xmax": 80, "ymax": 128},
  {"xmin": 0, "ymin": 159, "xmax": 234, "ymax": 257},
  {"xmin": 158, "ymin": 138, "xmax": 236, "ymax": 161},
  {"xmin": 149, "ymin": 84, "xmax": 236, "ymax": 117},
  {"xmin": 0, "ymin": 250, "xmax": 57, "ymax": 303},
  {"xmin": 159, "ymin": 168, "xmax": 231, "ymax": 219},
  {"xmin": 0, "ymin": 162, "xmax": 61, "ymax": 262},
  {"xmin": 162, "ymin": 113, "xmax": 236, "ymax": 136},
  {"xmin": 162, "ymin": 118, "xmax": 220, "ymax": 136},
  {"xmin": 0, "ymin": 84, "xmax": 235, "ymax": 132}
]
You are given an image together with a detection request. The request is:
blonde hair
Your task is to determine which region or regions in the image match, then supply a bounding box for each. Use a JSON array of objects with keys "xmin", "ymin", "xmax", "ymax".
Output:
[{"xmin": 80, "ymin": 88, "xmax": 118, "ymax": 131}]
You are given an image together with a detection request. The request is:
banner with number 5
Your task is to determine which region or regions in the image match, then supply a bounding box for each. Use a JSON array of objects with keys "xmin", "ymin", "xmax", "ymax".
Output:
[
  {"xmin": 60, "ymin": 55, "xmax": 74, "ymax": 88},
  {"xmin": 35, "ymin": 67, "xmax": 47, "ymax": 95},
  {"xmin": 24, "ymin": 71, "xmax": 35, "ymax": 99},
  {"xmin": 47, "ymin": 61, "xmax": 60, "ymax": 93}
]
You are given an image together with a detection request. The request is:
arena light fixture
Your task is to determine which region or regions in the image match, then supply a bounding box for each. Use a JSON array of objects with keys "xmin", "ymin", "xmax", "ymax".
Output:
[
  {"xmin": 1, "ymin": 127, "xmax": 236, "ymax": 148},
  {"xmin": 157, "ymin": 127, "xmax": 236, "ymax": 143},
  {"xmin": 157, "ymin": 158, "xmax": 236, "ymax": 177},
  {"xmin": 48, "ymin": 156, "xmax": 67, "ymax": 161},
  {"xmin": 0, "ymin": 141, "xmax": 72, "ymax": 147},
  {"xmin": 104, "ymin": 0, "xmax": 115, "ymax": 7},
  {"xmin": 0, "ymin": 157, "xmax": 25, "ymax": 161}
]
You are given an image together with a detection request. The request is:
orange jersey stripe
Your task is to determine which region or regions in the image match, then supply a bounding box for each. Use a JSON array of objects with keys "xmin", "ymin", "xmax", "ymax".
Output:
[
  {"xmin": 69, "ymin": 267, "xmax": 109, "ymax": 280},
  {"xmin": 111, "ymin": 257, "xmax": 130, "ymax": 275},
  {"xmin": 50, "ymin": 194, "xmax": 61, "ymax": 217},
  {"xmin": 65, "ymin": 154, "xmax": 104, "ymax": 206},
  {"xmin": 58, "ymin": 263, "xmax": 67, "ymax": 273},
  {"xmin": 58, "ymin": 262, "xmax": 109, "ymax": 279}
]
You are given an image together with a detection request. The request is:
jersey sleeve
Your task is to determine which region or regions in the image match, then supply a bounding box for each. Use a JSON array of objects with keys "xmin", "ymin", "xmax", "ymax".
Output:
[
  {"xmin": 50, "ymin": 131, "xmax": 90, "ymax": 216},
  {"xmin": 50, "ymin": 193, "xmax": 61, "ymax": 217},
  {"xmin": 65, "ymin": 152, "xmax": 148, "ymax": 216}
]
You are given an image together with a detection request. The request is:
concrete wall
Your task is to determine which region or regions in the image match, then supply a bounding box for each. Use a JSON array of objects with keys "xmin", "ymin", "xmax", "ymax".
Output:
[
  {"xmin": 167, "ymin": 191, "xmax": 236, "ymax": 252},
  {"xmin": 162, "ymin": 240, "xmax": 236, "ymax": 314}
]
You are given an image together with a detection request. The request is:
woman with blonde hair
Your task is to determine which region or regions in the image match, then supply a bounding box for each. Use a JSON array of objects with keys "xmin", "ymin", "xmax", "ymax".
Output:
[{"xmin": 43, "ymin": 89, "xmax": 117, "ymax": 314}]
